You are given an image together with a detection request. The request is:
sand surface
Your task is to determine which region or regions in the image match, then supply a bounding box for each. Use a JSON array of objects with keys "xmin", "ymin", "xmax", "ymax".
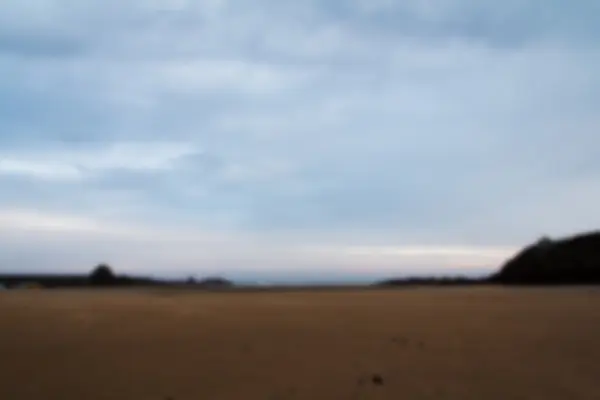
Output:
[{"xmin": 1, "ymin": 287, "xmax": 599, "ymax": 399}]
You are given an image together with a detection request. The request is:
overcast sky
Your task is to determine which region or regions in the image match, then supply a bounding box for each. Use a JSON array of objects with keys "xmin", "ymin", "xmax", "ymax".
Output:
[{"xmin": 0, "ymin": 1, "xmax": 599, "ymax": 282}]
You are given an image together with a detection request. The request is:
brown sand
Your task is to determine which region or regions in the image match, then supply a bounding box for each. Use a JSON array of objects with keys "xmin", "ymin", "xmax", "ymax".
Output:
[{"xmin": 1, "ymin": 287, "xmax": 599, "ymax": 399}]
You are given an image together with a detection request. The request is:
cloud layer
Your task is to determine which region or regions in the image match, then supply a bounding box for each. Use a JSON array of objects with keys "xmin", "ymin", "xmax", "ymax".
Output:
[{"xmin": 1, "ymin": 0, "xmax": 599, "ymax": 281}]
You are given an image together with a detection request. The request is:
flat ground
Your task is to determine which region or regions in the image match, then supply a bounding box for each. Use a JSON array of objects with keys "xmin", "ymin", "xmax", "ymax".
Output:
[{"xmin": 1, "ymin": 287, "xmax": 599, "ymax": 400}]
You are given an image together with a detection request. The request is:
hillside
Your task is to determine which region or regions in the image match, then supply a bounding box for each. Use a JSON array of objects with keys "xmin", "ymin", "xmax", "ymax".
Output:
[{"xmin": 492, "ymin": 231, "xmax": 600, "ymax": 284}]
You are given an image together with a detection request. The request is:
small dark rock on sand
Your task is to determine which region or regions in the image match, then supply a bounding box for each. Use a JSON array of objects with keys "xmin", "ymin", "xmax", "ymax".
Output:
[{"xmin": 371, "ymin": 374, "xmax": 384, "ymax": 386}]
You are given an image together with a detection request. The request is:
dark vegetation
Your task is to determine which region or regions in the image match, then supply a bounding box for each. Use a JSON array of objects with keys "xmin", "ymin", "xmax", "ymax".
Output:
[
  {"xmin": 377, "ymin": 276, "xmax": 483, "ymax": 287},
  {"xmin": 88, "ymin": 264, "xmax": 117, "ymax": 286},
  {"xmin": 0, "ymin": 264, "xmax": 234, "ymax": 289},
  {"xmin": 196, "ymin": 276, "xmax": 235, "ymax": 288},
  {"xmin": 491, "ymin": 231, "xmax": 600, "ymax": 284},
  {"xmin": 1, "ymin": 230, "xmax": 599, "ymax": 289}
]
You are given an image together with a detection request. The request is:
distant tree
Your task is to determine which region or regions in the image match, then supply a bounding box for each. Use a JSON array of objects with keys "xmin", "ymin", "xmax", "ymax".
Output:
[
  {"xmin": 535, "ymin": 236, "xmax": 554, "ymax": 250},
  {"xmin": 89, "ymin": 264, "xmax": 117, "ymax": 286},
  {"xmin": 187, "ymin": 276, "xmax": 196, "ymax": 285}
]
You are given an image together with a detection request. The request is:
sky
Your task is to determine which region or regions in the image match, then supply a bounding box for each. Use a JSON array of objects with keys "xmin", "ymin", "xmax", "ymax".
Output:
[{"xmin": 0, "ymin": 0, "xmax": 599, "ymax": 283}]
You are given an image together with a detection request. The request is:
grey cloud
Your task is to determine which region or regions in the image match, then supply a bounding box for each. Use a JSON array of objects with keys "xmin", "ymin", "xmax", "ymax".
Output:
[
  {"xmin": 0, "ymin": 31, "xmax": 84, "ymax": 58},
  {"xmin": 326, "ymin": 1, "xmax": 600, "ymax": 48},
  {"xmin": 0, "ymin": 0, "xmax": 600, "ymax": 276}
]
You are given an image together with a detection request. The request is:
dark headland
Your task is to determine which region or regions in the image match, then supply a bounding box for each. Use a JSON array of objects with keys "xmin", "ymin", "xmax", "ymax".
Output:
[{"xmin": 490, "ymin": 231, "xmax": 600, "ymax": 284}]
